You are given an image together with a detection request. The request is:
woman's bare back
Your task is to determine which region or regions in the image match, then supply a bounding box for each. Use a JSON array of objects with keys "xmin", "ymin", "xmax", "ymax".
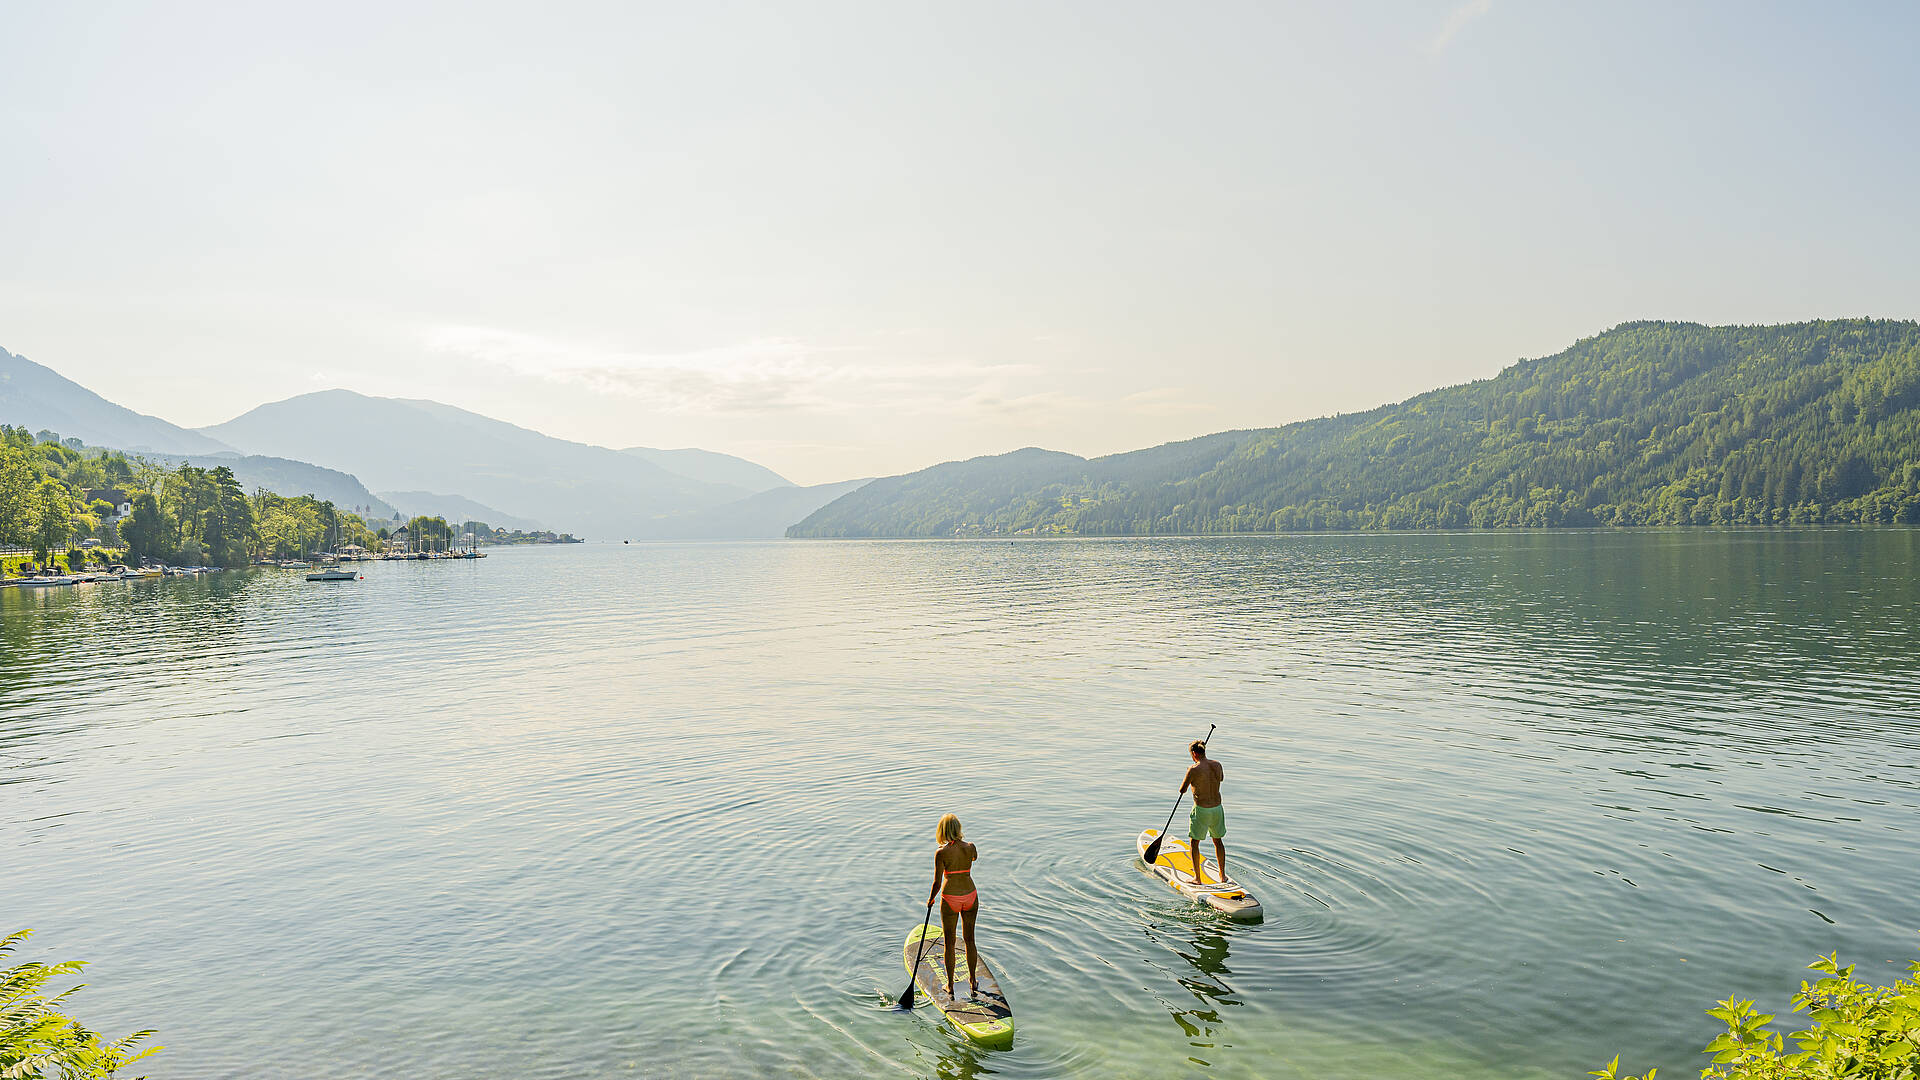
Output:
[{"xmin": 937, "ymin": 840, "xmax": 977, "ymax": 894}]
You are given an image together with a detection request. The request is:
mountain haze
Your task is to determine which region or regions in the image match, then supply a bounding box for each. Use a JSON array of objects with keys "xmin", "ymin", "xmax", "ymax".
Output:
[
  {"xmin": 792, "ymin": 320, "xmax": 1920, "ymax": 536},
  {"xmin": 623, "ymin": 447, "xmax": 790, "ymax": 493},
  {"xmin": 638, "ymin": 478, "xmax": 872, "ymax": 540},
  {"xmin": 377, "ymin": 491, "xmax": 544, "ymax": 532},
  {"xmin": 137, "ymin": 451, "xmax": 400, "ymax": 519},
  {"xmin": 2, "ymin": 346, "xmax": 407, "ymax": 516},
  {"xmin": 1, "ymin": 349, "xmax": 835, "ymax": 537},
  {"xmin": 1, "ymin": 347, "xmax": 234, "ymax": 455},
  {"xmin": 200, "ymin": 390, "xmax": 758, "ymax": 539}
]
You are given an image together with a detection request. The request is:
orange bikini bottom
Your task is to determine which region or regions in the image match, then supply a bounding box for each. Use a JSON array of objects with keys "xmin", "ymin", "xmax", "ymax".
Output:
[{"xmin": 942, "ymin": 891, "xmax": 977, "ymax": 913}]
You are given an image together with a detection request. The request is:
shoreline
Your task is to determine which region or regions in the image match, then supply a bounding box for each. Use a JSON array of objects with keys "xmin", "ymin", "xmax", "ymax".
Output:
[{"xmin": 780, "ymin": 522, "xmax": 1920, "ymax": 541}]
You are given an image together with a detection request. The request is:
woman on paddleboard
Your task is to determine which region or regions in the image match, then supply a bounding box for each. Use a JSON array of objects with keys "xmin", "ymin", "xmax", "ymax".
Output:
[{"xmin": 927, "ymin": 813, "xmax": 982, "ymax": 999}]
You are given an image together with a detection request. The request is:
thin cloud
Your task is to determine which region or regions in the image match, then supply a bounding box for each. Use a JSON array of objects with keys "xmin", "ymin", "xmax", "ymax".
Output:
[
  {"xmin": 420, "ymin": 325, "xmax": 1216, "ymax": 430},
  {"xmin": 1427, "ymin": 0, "xmax": 1492, "ymax": 54},
  {"xmin": 1116, "ymin": 387, "xmax": 1218, "ymax": 417},
  {"xmin": 962, "ymin": 386, "xmax": 1215, "ymax": 421},
  {"xmin": 421, "ymin": 325, "xmax": 1035, "ymax": 416}
]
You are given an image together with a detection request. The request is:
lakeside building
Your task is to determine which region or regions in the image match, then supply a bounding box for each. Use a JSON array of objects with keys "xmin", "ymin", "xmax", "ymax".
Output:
[{"xmin": 86, "ymin": 489, "xmax": 133, "ymax": 519}]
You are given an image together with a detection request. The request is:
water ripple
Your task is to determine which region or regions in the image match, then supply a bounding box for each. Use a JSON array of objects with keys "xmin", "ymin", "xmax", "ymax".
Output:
[{"xmin": 3, "ymin": 533, "xmax": 1918, "ymax": 1080}]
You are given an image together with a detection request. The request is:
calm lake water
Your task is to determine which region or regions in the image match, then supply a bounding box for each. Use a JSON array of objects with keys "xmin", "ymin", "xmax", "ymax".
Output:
[{"xmin": 3, "ymin": 533, "xmax": 1918, "ymax": 1079}]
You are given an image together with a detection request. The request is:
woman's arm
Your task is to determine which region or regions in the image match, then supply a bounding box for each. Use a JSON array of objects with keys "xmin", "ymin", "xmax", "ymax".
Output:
[{"xmin": 928, "ymin": 850, "xmax": 944, "ymax": 905}]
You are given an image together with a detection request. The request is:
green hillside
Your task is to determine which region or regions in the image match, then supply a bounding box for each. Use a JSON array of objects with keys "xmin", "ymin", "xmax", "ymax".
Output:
[{"xmin": 790, "ymin": 319, "xmax": 1920, "ymax": 537}]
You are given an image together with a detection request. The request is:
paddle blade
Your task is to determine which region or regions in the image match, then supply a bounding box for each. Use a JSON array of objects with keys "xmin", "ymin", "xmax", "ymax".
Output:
[
  {"xmin": 896, "ymin": 984, "xmax": 917, "ymax": 1010},
  {"xmin": 1142, "ymin": 834, "xmax": 1165, "ymax": 864}
]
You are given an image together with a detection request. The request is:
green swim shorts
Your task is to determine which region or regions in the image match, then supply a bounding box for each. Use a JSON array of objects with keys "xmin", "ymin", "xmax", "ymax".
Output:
[{"xmin": 1188, "ymin": 804, "xmax": 1226, "ymax": 840}]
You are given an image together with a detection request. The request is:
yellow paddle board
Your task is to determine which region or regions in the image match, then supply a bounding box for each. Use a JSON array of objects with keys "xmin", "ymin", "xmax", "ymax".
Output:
[
  {"xmin": 1137, "ymin": 828, "xmax": 1263, "ymax": 920},
  {"xmin": 903, "ymin": 922, "xmax": 1014, "ymax": 1049}
]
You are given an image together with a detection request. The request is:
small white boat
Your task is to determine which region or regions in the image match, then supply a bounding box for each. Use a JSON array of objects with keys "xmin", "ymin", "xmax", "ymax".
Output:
[
  {"xmin": 305, "ymin": 569, "xmax": 359, "ymax": 582},
  {"xmin": 16, "ymin": 576, "xmax": 79, "ymax": 587}
]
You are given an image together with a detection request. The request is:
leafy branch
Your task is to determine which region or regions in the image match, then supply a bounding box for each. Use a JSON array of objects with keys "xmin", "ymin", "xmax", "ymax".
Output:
[
  {"xmin": 1, "ymin": 931, "xmax": 158, "ymax": 1080},
  {"xmin": 1600, "ymin": 946, "xmax": 1920, "ymax": 1080}
]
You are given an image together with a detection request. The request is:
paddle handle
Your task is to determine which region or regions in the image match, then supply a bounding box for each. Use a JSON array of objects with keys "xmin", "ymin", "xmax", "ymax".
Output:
[
  {"xmin": 1157, "ymin": 791, "xmax": 1185, "ymax": 838},
  {"xmin": 911, "ymin": 898, "xmax": 935, "ymax": 965}
]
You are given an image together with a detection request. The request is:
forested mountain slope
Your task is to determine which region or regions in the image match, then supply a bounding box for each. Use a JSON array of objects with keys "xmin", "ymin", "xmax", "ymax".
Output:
[{"xmin": 790, "ymin": 320, "xmax": 1920, "ymax": 537}]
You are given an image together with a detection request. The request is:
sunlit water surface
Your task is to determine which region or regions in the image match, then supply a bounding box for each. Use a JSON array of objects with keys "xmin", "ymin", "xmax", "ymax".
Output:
[{"xmin": 3, "ymin": 533, "xmax": 1917, "ymax": 1079}]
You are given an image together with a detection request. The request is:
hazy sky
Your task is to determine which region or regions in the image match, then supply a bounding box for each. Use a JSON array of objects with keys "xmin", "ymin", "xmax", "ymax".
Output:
[{"xmin": 4, "ymin": 3, "xmax": 1916, "ymax": 484}]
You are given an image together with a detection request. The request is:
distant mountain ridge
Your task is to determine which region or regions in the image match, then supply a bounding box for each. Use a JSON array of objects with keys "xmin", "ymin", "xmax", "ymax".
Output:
[
  {"xmin": 138, "ymin": 451, "xmax": 400, "ymax": 519},
  {"xmin": 1, "ymin": 347, "xmax": 233, "ymax": 455},
  {"xmin": 199, "ymin": 389, "xmax": 771, "ymax": 539},
  {"xmin": 623, "ymin": 447, "xmax": 790, "ymax": 493},
  {"xmin": 3, "ymin": 345, "xmax": 848, "ymax": 538},
  {"xmin": 1, "ymin": 345, "xmax": 401, "ymax": 517},
  {"xmin": 792, "ymin": 319, "xmax": 1920, "ymax": 536},
  {"xmin": 377, "ymin": 491, "xmax": 543, "ymax": 532}
]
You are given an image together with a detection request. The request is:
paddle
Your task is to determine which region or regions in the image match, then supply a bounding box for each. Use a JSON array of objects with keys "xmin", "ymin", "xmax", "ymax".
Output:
[
  {"xmin": 1141, "ymin": 723, "xmax": 1215, "ymax": 866},
  {"xmin": 896, "ymin": 896, "xmax": 937, "ymax": 1010}
]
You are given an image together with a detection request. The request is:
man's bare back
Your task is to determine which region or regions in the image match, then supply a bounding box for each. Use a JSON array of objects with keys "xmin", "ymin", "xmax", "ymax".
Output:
[{"xmin": 1183, "ymin": 759, "xmax": 1223, "ymax": 808}]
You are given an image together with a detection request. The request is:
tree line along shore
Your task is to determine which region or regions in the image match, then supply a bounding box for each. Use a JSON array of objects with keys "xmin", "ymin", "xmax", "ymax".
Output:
[{"xmin": 0, "ymin": 425, "xmax": 579, "ymax": 578}]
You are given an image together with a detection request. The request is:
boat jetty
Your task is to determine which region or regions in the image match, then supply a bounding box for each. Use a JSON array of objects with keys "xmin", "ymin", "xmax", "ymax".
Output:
[
  {"xmin": 281, "ymin": 530, "xmax": 488, "ymax": 583},
  {"xmin": 1, "ymin": 563, "xmax": 220, "ymax": 590},
  {"xmin": 5, "ymin": 532, "xmax": 494, "ymax": 592},
  {"xmin": 373, "ymin": 526, "xmax": 487, "ymax": 561}
]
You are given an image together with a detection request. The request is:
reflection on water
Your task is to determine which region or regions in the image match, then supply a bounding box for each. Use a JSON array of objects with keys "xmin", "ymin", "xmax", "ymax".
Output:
[
  {"xmin": 1159, "ymin": 924, "xmax": 1240, "ymax": 1066},
  {"xmin": 1180, "ymin": 928, "xmax": 1237, "ymax": 996},
  {"xmin": 2, "ymin": 531, "xmax": 1918, "ymax": 1080},
  {"xmin": 929, "ymin": 1044, "xmax": 1001, "ymax": 1080}
]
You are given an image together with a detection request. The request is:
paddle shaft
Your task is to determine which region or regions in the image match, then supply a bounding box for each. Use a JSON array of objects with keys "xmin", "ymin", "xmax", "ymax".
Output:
[
  {"xmin": 1143, "ymin": 723, "xmax": 1215, "ymax": 864},
  {"xmin": 898, "ymin": 897, "xmax": 936, "ymax": 1009}
]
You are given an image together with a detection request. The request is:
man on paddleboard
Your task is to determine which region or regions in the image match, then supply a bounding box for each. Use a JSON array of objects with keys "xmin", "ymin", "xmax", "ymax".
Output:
[{"xmin": 1181, "ymin": 739, "xmax": 1228, "ymax": 884}]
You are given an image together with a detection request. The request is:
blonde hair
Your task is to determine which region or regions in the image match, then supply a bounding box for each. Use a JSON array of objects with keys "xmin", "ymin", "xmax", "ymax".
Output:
[{"xmin": 936, "ymin": 813, "xmax": 964, "ymax": 844}]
